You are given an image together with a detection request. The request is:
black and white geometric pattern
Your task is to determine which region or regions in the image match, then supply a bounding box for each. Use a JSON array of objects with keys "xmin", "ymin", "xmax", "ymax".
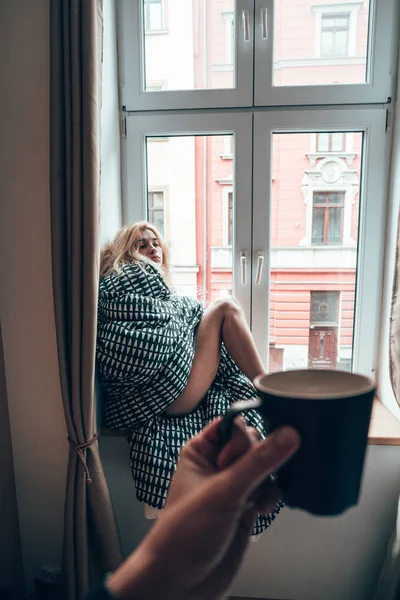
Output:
[{"xmin": 97, "ymin": 262, "xmax": 283, "ymax": 535}]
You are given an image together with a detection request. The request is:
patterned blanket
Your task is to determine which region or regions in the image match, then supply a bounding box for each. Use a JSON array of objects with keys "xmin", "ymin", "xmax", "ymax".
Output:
[{"xmin": 96, "ymin": 262, "xmax": 283, "ymax": 535}]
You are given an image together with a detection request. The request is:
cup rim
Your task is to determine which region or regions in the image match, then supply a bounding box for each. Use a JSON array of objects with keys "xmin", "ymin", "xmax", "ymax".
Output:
[{"xmin": 254, "ymin": 369, "xmax": 376, "ymax": 400}]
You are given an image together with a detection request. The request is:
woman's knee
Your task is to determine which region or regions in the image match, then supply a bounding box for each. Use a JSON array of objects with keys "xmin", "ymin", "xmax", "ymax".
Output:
[{"xmin": 212, "ymin": 297, "xmax": 244, "ymax": 319}]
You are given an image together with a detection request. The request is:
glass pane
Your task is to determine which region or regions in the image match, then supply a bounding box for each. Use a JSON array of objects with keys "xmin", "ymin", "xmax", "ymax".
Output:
[
  {"xmin": 311, "ymin": 207, "xmax": 324, "ymax": 243},
  {"xmin": 331, "ymin": 132, "xmax": 344, "ymax": 151},
  {"xmin": 149, "ymin": 191, "xmax": 165, "ymax": 208},
  {"xmin": 269, "ymin": 131, "xmax": 363, "ymax": 372},
  {"xmin": 329, "ymin": 192, "xmax": 344, "ymax": 205},
  {"xmin": 143, "ymin": 0, "xmax": 236, "ymax": 91},
  {"xmin": 145, "ymin": 134, "xmax": 234, "ymax": 303},
  {"xmin": 317, "ymin": 133, "xmax": 329, "ymax": 152},
  {"xmin": 151, "ymin": 209, "xmax": 165, "ymax": 236},
  {"xmin": 335, "ymin": 30, "xmax": 349, "ymax": 56},
  {"xmin": 313, "ymin": 192, "xmax": 326, "ymax": 205},
  {"xmin": 310, "ymin": 291, "xmax": 339, "ymax": 323},
  {"xmin": 228, "ymin": 192, "xmax": 233, "ymax": 245},
  {"xmin": 273, "ymin": 0, "xmax": 370, "ymax": 86},
  {"xmin": 327, "ymin": 207, "xmax": 342, "ymax": 243}
]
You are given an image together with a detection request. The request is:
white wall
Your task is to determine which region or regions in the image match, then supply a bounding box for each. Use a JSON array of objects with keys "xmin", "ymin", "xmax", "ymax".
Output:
[{"xmin": 0, "ymin": 0, "xmax": 68, "ymax": 592}]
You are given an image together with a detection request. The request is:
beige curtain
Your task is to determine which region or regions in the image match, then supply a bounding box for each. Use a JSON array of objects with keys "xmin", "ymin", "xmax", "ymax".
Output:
[{"xmin": 50, "ymin": 1, "xmax": 123, "ymax": 598}]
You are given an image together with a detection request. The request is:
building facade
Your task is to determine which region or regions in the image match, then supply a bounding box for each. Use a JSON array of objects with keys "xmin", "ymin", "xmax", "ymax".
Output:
[{"xmin": 142, "ymin": 0, "xmax": 368, "ymax": 371}]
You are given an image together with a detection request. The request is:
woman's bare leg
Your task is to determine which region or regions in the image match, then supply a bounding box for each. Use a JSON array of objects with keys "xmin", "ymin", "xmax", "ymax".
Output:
[{"xmin": 165, "ymin": 298, "xmax": 266, "ymax": 416}]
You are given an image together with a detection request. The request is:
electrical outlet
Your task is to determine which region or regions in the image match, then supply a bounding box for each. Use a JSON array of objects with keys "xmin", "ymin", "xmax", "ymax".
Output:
[{"xmin": 39, "ymin": 566, "xmax": 60, "ymax": 584}]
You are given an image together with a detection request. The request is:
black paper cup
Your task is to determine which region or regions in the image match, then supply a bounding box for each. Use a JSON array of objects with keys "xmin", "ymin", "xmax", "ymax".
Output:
[{"xmin": 253, "ymin": 369, "xmax": 376, "ymax": 516}]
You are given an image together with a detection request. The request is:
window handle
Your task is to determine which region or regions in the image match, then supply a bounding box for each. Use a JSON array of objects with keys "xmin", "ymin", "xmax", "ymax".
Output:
[
  {"xmin": 255, "ymin": 252, "xmax": 265, "ymax": 285},
  {"xmin": 242, "ymin": 9, "xmax": 250, "ymax": 42},
  {"xmin": 260, "ymin": 7, "xmax": 268, "ymax": 40},
  {"xmin": 240, "ymin": 251, "xmax": 247, "ymax": 285}
]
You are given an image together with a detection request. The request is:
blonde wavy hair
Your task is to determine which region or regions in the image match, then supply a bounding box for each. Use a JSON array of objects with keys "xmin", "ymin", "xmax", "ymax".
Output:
[{"xmin": 99, "ymin": 221, "xmax": 171, "ymax": 282}]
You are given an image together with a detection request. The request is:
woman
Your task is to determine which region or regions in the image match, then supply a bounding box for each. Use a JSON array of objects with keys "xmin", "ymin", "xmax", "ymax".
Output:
[{"xmin": 96, "ymin": 221, "xmax": 282, "ymax": 535}]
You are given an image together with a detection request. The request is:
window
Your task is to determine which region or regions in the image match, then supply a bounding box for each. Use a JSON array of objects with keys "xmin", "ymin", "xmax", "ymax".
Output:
[
  {"xmin": 227, "ymin": 192, "xmax": 233, "ymax": 246},
  {"xmin": 120, "ymin": 0, "xmax": 395, "ymax": 109},
  {"xmin": 120, "ymin": 4, "xmax": 392, "ymax": 377},
  {"xmin": 317, "ymin": 132, "xmax": 345, "ymax": 153},
  {"xmin": 222, "ymin": 135, "xmax": 234, "ymax": 159},
  {"xmin": 144, "ymin": 133, "xmax": 236, "ymax": 303},
  {"xmin": 310, "ymin": 291, "xmax": 339, "ymax": 325},
  {"xmin": 144, "ymin": 0, "xmax": 163, "ymax": 32},
  {"xmin": 320, "ymin": 13, "xmax": 350, "ymax": 57},
  {"xmin": 148, "ymin": 191, "xmax": 165, "ymax": 236},
  {"xmin": 312, "ymin": 191, "xmax": 344, "ymax": 245},
  {"xmin": 223, "ymin": 12, "xmax": 235, "ymax": 65}
]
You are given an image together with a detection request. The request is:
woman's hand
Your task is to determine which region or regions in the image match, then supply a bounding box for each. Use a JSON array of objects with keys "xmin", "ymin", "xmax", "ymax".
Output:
[{"xmin": 106, "ymin": 418, "xmax": 300, "ymax": 600}]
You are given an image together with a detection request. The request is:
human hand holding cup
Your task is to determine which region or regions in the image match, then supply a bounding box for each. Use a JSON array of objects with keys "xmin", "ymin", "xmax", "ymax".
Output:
[{"xmin": 219, "ymin": 369, "xmax": 376, "ymax": 516}]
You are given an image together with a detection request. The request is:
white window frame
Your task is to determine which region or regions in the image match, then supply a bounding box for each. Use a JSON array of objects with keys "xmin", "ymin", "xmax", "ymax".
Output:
[
  {"xmin": 117, "ymin": 0, "xmax": 255, "ymax": 111},
  {"xmin": 122, "ymin": 112, "xmax": 253, "ymax": 319},
  {"xmin": 254, "ymin": 0, "xmax": 396, "ymax": 106},
  {"xmin": 118, "ymin": 0, "xmax": 397, "ymax": 110},
  {"xmin": 313, "ymin": 3, "xmax": 361, "ymax": 59},
  {"xmin": 252, "ymin": 108, "xmax": 389, "ymax": 376}
]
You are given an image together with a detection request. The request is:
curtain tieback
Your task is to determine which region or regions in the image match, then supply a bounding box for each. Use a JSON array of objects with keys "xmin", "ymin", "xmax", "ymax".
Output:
[{"xmin": 68, "ymin": 433, "xmax": 99, "ymax": 484}]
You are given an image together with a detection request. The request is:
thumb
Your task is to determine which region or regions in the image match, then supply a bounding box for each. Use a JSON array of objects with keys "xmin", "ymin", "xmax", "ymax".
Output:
[{"xmin": 217, "ymin": 426, "xmax": 301, "ymax": 505}]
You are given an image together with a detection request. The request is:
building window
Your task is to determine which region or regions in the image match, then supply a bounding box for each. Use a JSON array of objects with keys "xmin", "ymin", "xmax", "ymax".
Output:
[
  {"xmin": 223, "ymin": 12, "xmax": 235, "ymax": 65},
  {"xmin": 144, "ymin": 0, "xmax": 163, "ymax": 32},
  {"xmin": 317, "ymin": 132, "xmax": 345, "ymax": 153},
  {"xmin": 310, "ymin": 291, "xmax": 339, "ymax": 325},
  {"xmin": 222, "ymin": 135, "xmax": 234, "ymax": 158},
  {"xmin": 228, "ymin": 192, "xmax": 233, "ymax": 245},
  {"xmin": 148, "ymin": 191, "xmax": 165, "ymax": 236},
  {"xmin": 320, "ymin": 13, "xmax": 350, "ymax": 57},
  {"xmin": 312, "ymin": 191, "xmax": 344, "ymax": 245}
]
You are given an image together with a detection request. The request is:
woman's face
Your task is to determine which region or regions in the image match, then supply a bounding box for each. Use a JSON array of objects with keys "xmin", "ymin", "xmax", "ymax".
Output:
[{"xmin": 137, "ymin": 228, "xmax": 163, "ymax": 265}]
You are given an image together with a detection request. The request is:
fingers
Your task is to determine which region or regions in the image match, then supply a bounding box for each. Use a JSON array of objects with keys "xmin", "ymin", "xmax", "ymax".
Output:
[
  {"xmin": 217, "ymin": 427, "xmax": 301, "ymax": 506},
  {"xmin": 183, "ymin": 416, "xmax": 257, "ymax": 469},
  {"xmin": 251, "ymin": 477, "xmax": 281, "ymax": 513},
  {"xmin": 184, "ymin": 417, "xmax": 223, "ymax": 464},
  {"xmin": 217, "ymin": 417, "xmax": 255, "ymax": 470}
]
